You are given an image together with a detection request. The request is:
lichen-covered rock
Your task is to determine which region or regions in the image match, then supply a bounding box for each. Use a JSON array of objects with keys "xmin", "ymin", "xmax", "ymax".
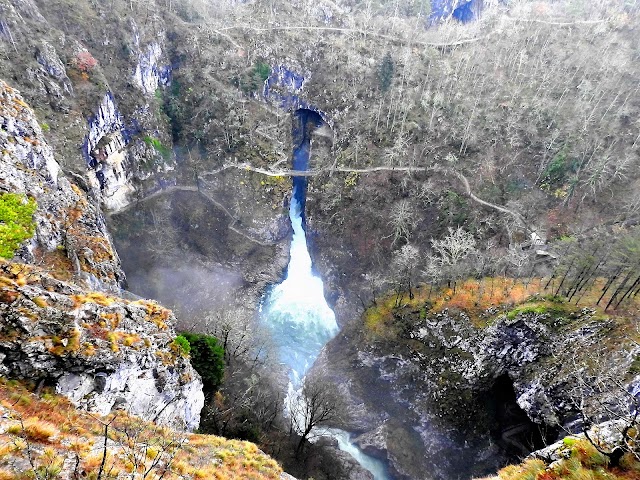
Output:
[
  {"xmin": 0, "ymin": 80, "xmax": 124, "ymax": 290},
  {"xmin": 529, "ymin": 420, "xmax": 627, "ymax": 464},
  {"xmin": 0, "ymin": 260, "xmax": 204, "ymax": 430}
]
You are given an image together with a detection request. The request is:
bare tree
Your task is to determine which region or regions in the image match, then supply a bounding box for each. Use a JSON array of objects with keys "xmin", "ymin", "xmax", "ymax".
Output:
[
  {"xmin": 560, "ymin": 342, "xmax": 640, "ymax": 467},
  {"xmin": 430, "ymin": 227, "xmax": 477, "ymax": 290},
  {"xmin": 288, "ymin": 376, "xmax": 348, "ymax": 454},
  {"xmin": 391, "ymin": 243, "xmax": 421, "ymax": 303},
  {"xmin": 386, "ymin": 199, "xmax": 417, "ymax": 246},
  {"xmin": 431, "ymin": 226, "xmax": 477, "ymax": 267}
]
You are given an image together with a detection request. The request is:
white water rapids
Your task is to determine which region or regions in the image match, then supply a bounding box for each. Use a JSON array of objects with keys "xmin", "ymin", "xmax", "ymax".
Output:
[
  {"xmin": 261, "ymin": 198, "xmax": 338, "ymax": 384},
  {"xmin": 261, "ymin": 198, "xmax": 390, "ymax": 480}
]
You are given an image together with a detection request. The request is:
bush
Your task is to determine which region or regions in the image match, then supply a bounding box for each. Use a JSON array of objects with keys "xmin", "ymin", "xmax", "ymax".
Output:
[
  {"xmin": 73, "ymin": 50, "xmax": 98, "ymax": 73},
  {"xmin": 143, "ymin": 136, "xmax": 172, "ymax": 161},
  {"xmin": 7, "ymin": 418, "xmax": 59, "ymax": 443},
  {"xmin": 171, "ymin": 335, "xmax": 191, "ymax": 357},
  {"xmin": 0, "ymin": 193, "xmax": 37, "ymax": 259},
  {"xmin": 234, "ymin": 61, "xmax": 271, "ymax": 94},
  {"xmin": 253, "ymin": 62, "xmax": 271, "ymax": 83},
  {"xmin": 179, "ymin": 333, "xmax": 224, "ymax": 391},
  {"xmin": 540, "ymin": 148, "xmax": 578, "ymax": 189}
]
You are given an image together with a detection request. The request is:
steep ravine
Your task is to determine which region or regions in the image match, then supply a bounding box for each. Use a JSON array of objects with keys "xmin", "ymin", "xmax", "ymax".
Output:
[
  {"xmin": 311, "ymin": 298, "xmax": 640, "ymax": 480},
  {"xmin": 260, "ymin": 109, "xmax": 391, "ymax": 480}
]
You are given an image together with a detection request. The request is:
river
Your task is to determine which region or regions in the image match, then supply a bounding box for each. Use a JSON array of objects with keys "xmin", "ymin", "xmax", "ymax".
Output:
[{"xmin": 260, "ymin": 109, "xmax": 391, "ymax": 480}]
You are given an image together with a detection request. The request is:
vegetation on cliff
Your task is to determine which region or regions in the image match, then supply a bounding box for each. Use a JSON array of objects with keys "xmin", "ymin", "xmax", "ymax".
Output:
[
  {"xmin": 499, "ymin": 438, "xmax": 640, "ymax": 480},
  {"xmin": 179, "ymin": 332, "xmax": 225, "ymax": 391},
  {"xmin": 0, "ymin": 193, "xmax": 36, "ymax": 260}
]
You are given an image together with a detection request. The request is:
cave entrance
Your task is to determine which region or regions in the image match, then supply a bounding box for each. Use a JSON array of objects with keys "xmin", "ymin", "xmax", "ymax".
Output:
[
  {"xmin": 291, "ymin": 109, "xmax": 327, "ymax": 218},
  {"xmin": 486, "ymin": 375, "xmax": 558, "ymax": 459}
]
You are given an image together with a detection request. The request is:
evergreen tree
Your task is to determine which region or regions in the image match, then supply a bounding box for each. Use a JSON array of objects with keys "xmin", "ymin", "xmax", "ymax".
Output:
[{"xmin": 378, "ymin": 52, "xmax": 394, "ymax": 93}]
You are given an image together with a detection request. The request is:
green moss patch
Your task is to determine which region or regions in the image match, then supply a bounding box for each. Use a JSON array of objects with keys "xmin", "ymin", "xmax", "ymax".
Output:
[{"xmin": 0, "ymin": 193, "xmax": 37, "ymax": 259}]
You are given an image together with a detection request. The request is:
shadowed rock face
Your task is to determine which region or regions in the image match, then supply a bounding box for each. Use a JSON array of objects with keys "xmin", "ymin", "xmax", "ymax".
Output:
[{"xmin": 317, "ymin": 307, "xmax": 638, "ymax": 480}]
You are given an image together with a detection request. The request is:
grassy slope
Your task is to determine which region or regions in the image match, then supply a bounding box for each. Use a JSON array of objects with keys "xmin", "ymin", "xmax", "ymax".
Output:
[
  {"xmin": 363, "ymin": 276, "xmax": 640, "ymax": 338},
  {"xmin": 497, "ymin": 438, "xmax": 640, "ymax": 480},
  {"xmin": 0, "ymin": 380, "xmax": 283, "ymax": 480}
]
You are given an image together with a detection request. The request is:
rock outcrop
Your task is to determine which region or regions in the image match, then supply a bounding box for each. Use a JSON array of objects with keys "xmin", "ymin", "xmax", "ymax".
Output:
[
  {"xmin": 0, "ymin": 0, "xmax": 177, "ymax": 212},
  {"xmin": 0, "ymin": 260, "xmax": 204, "ymax": 430},
  {"xmin": 0, "ymin": 80, "xmax": 204, "ymax": 431},
  {"xmin": 0, "ymin": 80, "xmax": 124, "ymax": 291},
  {"xmin": 319, "ymin": 300, "xmax": 640, "ymax": 480}
]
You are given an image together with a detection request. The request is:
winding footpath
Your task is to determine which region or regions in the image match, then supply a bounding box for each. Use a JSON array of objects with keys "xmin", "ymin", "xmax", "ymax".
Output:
[{"xmin": 110, "ymin": 161, "xmax": 531, "ymax": 243}]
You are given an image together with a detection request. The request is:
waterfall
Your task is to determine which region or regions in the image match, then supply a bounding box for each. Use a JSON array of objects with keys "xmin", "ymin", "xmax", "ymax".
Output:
[
  {"xmin": 260, "ymin": 109, "xmax": 391, "ymax": 480},
  {"xmin": 261, "ymin": 196, "xmax": 339, "ymax": 386}
]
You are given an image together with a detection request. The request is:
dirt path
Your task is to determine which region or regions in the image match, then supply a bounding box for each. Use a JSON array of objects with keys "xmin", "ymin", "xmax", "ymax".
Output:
[
  {"xmin": 109, "ymin": 181, "xmax": 278, "ymax": 247},
  {"xmin": 112, "ymin": 162, "xmax": 532, "ymax": 236}
]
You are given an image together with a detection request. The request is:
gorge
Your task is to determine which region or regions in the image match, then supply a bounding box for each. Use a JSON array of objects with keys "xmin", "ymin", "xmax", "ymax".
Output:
[
  {"xmin": 1, "ymin": 1, "xmax": 640, "ymax": 479},
  {"xmin": 261, "ymin": 109, "xmax": 391, "ymax": 479}
]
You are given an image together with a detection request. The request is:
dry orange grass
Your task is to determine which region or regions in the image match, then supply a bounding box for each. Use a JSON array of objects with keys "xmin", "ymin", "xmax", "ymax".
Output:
[
  {"xmin": 6, "ymin": 417, "xmax": 59, "ymax": 442},
  {"xmin": 364, "ymin": 276, "xmax": 640, "ymax": 337},
  {"xmin": 432, "ymin": 278, "xmax": 546, "ymax": 320},
  {"xmin": 0, "ymin": 380, "xmax": 283, "ymax": 479}
]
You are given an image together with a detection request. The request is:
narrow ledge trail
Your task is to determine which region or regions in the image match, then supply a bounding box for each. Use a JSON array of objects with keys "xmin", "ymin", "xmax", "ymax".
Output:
[{"xmin": 111, "ymin": 162, "xmax": 531, "ymax": 239}]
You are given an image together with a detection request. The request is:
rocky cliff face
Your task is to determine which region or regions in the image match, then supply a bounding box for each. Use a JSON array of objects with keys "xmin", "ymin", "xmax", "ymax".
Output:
[
  {"xmin": 0, "ymin": 260, "xmax": 204, "ymax": 430},
  {"xmin": 0, "ymin": 80, "xmax": 204, "ymax": 430},
  {"xmin": 0, "ymin": 0, "xmax": 176, "ymax": 212},
  {"xmin": 317, "ymin": 298, "xmax": 640, "ymax": 480},
  {"xmin": 0, "ymin": 80, "xmax": 124, "ymax": 291}
]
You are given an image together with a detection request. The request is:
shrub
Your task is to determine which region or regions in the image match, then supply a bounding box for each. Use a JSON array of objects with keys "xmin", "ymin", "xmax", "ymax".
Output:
[
  {"xmin": 498, "ymin": 458, "xmax": 545, "ymax": 480},
  {"xmin": 7, "ymin": 418, "xmax": 59, "ymax": 443},
  {"xmin": 253, "ymin": 62, "xmax": 271, "ymax": 83},
  {"xmin": 540, "ymin": 148, "xmax": 578, "ymax": 189},
  {"xmin": 179, "ymin": 333, "xmax": 224, "ymax": 391},
  {"xmin": 172, "ymin": 335, "xmax": 191, "ymax": 357},
  {"xmin": 74, "ymin": 50, "xmax": 98, "ymax": 72},
  {"xmin": 235, "ymin": 61, "xmax": 271, "ymax": 94},
  {"xmin": 143, "ymin": 136, "xmax": 172, "ymax": 161},
  {"xmin": 0, "ymin": 193, "xmax": 37, "ymax": 259}
]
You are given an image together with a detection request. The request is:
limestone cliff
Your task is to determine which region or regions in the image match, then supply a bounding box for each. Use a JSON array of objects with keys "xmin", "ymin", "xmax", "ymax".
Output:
[
  {"xmin": 317, "ymin": 291, "xmax": 640, "ymax": 480},
  {"xmin": 0, "ymin": 0, "xmax": 176, "ymax": 211},
  {"xmin": 0, "ymin": 260, "xmax": 204, "ymax": 430},
  {"xmin": 0, "ymin": 80, "xmax": 203, "ymax": 430},
  {"xmin": 0, "ymin": 80, "xmax": 124, "ymax": 291}
]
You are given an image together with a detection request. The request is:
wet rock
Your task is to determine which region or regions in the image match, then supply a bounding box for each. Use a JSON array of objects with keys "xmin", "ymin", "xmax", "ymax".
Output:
[{"xmin": 331, "ymin": 448, "xmax": 375, "ymax": 480}]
